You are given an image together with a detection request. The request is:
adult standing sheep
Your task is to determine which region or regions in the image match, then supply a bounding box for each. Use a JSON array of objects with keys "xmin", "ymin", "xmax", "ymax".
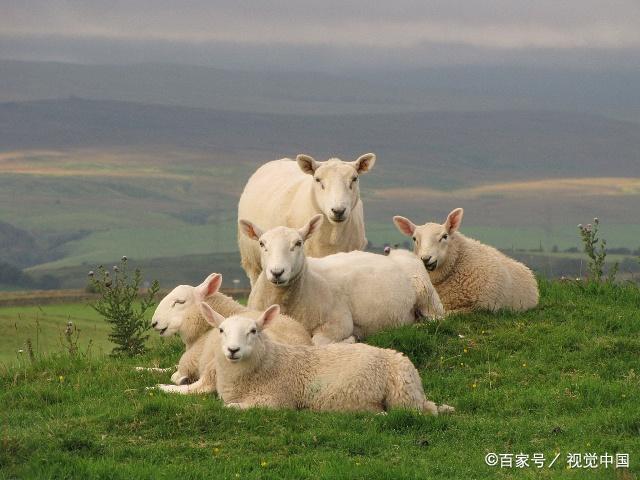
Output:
[
  {"xmin": 393, "ymin": 208, "xmax": 539, "ymax": 313},
  {"xmin": 237, "ymin": 153, "xmax": 376, "ymax": 285},
  {"xmin": 239, "ymin": 215, "xmax": 444, "ymax": 345}
]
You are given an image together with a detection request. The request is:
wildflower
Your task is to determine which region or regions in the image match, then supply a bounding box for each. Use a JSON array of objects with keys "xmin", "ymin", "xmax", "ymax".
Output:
[
  {"xmin": 460, "ymin": 362, "xmax": 464, "ymax": 366},
  {"xmin": 18, "ymin": 349, "xmax": 24, "ymax": 354},
  {"xmin": 463, "ymin": 348, "xmax": 468, "ymax": 353},
  {"xmin": 522, "ymin": 363, "xmax": 527, "ymax": 367},
  {"xmin": 88, "ymin": 270, "xmax": 94, "ymax": 277},
  {"xmin": 260, "ymin": 461, "xmax": 268, "ymax": 467},
  {"xmin": 472, "ymin": 383, "xmax": 477, "ymax": 388},
  {"xmin": 383, "ymin": 246, "xmax": 391, "ymax": 255},
  {"xmin": 577, "ymin": 224, "xmax": 583, "ymax": 229},
  {"xmin": 113, "ymin": 265, "xmax": 119, "ymax": 272},
  {"xmin": 59, "ymin": 376, "xmax": 64, "ymax": 382},
  {"xmin": 593, "ymin": 217, "xmax": 598, "ymax": 223},
  {"xmin": 121, "ymin": 255, "xmax": 128, "ymax": 262},
  {"xmin": 213, "ymin": 447, "xmax": 220, "ymax": 455}
]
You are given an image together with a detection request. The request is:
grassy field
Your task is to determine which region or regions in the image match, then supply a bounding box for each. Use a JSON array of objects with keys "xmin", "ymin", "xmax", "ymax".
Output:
[
  {"xmin": 0, "ymin": 303, "xmax": 114, "ymax": 364},
  {"xmin": 1, "ymin": 279, "xmax": 639, "ymax": 478}
]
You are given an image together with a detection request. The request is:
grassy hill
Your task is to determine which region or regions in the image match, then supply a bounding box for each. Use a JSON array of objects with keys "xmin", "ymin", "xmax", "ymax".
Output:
[{"xmin": 1, "ymin": 280, "xmax": 639, "ymax": 478}]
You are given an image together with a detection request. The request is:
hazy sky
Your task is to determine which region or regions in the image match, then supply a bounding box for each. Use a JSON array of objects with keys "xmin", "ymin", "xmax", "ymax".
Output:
[{"xmin": 2, "ymin": 0, "xmax": 639, "ymax": 71}]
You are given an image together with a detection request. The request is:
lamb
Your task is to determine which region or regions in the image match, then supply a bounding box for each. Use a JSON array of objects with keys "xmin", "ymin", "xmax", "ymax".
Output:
[
  {"xmin": 149, "ymin": 273, "xmax": 311, "ymax": 390},
  {"xmin": 239, "ymin": 214, "xmax": 444, "ymax": 345},
  {"xmin": 201, "ymin": 303, "xmax": 454, "ymax": 414},
  {"xmin": 393, "ymin": 208, "xmax": 539, "ymax": 313},
  {"xmin": 237, "ymin": 153, "xmax": 376, "ymax": 285}
]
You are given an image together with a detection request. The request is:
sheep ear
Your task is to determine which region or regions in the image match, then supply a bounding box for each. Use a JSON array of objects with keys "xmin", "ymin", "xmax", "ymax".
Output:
[
  {"xmin": 296, "ymin": 154, "xmax": 318, "ymax": 175},
  {"xmin": 393, "ymin": 216, "xmax": 416, "ymax": 237},
  {"xmin": 238, "ymin": 219, "xmax": 264, "ymax": 241},
  {"xmin": 352, "ymin": 153, "xmax": 376, "ymax": 174},
  {"xmin": 195, "ymin": 273, "xmax": 222, "ymax": 300},
  {"xmin": 445, "ymin": 208, "xmax": 464, "ymax": 233},
  {"xmin": 256, "ymin": 304, "xmax": 280, "ymax": 331},
  {"xmin": 200, "ymin": 302, "xmax": 225, "ymax": 327},
  {"xmin": 299, "ymin": 214, "xmax": 323, "ymax": 241}
]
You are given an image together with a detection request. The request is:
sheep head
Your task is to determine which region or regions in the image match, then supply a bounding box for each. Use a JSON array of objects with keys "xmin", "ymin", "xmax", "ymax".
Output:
[
  {"xmin": 296, "ymin": 153, "xmax": 375, "ymax": 224},
  {"xmin": 239, "ymin": 215, "xmax": 323, "ymax": 286},
  {"xmin": 200, "ymin": 303, "xmax": 280, "ymax": 362},
  {"xmin": 393, "ymin": 208, "xmax": 464, "ymax": 272},
  {"xmin": 150, "ymin": 273, "xmax": 222, "ymax": 337}
]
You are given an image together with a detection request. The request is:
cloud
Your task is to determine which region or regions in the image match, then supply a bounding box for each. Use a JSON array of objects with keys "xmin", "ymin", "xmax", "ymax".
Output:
[{"xmin": 1, "ymin": 0, "xmax": 639, "ymax": 69}]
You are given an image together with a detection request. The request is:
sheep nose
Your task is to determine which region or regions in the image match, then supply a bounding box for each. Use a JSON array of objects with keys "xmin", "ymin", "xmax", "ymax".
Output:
[
  {"xmin": 270, "ymin": 268, "xmax": 284, "ymax": 279},
  {"xmin": 227, "ymin": 347, "xmax": 240, "ymax": 355},
  {"xmin": 151, "ymin": 320, "xmax": 158, "ymax": 328},
  {"xmin": 331, "ymin": 207, "xmax": 346, "ymax": 218},
  {"xmin": 422, "ymin": 256, "xmax": 432, "ymax": 263}
]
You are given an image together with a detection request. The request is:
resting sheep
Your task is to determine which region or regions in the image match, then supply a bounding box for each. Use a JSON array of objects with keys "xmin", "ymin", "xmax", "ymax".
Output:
[
  {"xmin": 393, "ymin": 208, "xmax": 539, "ymax": 313},
  {"xmin": 149, "ymin": 273, "xmax": 311, "ymax": 392},
  {"xmin": 201, "ymin": 303, "xmax": 454, "ymax": 414},
  {"xmin": 237, "ymin": 153, "xmax": 376, "ymax": 285},
  {"xmin": 240, "ymin": 214, "xmax": 444, "ymax": 345}
]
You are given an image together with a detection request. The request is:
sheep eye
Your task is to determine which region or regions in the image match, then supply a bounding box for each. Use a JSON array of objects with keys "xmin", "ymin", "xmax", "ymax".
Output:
[
  {"xmin": 171, "ymin": 299, "xmax": 186, "ymax": 307},
  {"xmin": 352, "ymin": 176, "xmax": 358, "ymax": 183},
  {"xmin": 294, "ymin": 240, "xmax": 302, "ymax": 247},
  {"xmin": 441, "ymin": 234, "xmax": 449, "ymax": 241},
  {"xmin": 412, "ymin": 237, "xmax": 416, "ymax": 242},
  {"xmin": 314, "ymin": 177, "xmax": 321, "ymax": 183},
  {"xmin": 259, "ymin": 241, "xmax": 265, "ymax": 248},
  {"xmin": 219, "ymin": 328, "xmax": 224, "ymax": 334},
  {"xmin": 250, "ymin": 328, "xmax": 257, "ymax": 334}
]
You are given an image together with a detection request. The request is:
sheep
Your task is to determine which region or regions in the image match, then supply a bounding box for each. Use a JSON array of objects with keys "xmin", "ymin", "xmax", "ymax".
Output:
[
  {"xmin": 239, "ymin": 214, "xmax": 444, "ymax": 345},
  {"xmin": 201, "ymin": 303, "xmax": 454, "ymax": 414},
  {"xmin": 149, "ymin": 273, "xmax": 311, "ymax": 391},
  {"xmin": 393, "ymin": 208, "xmax": 539, "ymax": 313},
  {"xmin": 237, "ymin": 153, "xmax": 376, "ymax": 285}
]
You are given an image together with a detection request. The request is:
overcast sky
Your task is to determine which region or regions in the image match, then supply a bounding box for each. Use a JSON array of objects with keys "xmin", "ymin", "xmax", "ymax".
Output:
[{"xmin": 2, "ymin": 0, "xmax": 639, "ymax": 71}]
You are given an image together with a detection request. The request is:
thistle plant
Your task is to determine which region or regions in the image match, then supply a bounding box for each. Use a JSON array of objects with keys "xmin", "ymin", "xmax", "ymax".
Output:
[
  {"xmin": 577, "ymin": 217, "xmax": 618, "ymax": 283},
  {"xmin": 88, "ymin": 256, "xmax": 160, "ymax": 356}
]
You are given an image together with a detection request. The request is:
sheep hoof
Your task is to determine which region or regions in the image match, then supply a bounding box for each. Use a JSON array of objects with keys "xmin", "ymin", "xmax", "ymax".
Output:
[{"xmin": 437, "ymin": 404, "xmax": 455, "ymax": 414}]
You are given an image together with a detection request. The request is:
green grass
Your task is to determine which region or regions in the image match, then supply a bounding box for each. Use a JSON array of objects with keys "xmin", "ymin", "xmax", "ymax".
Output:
[
  {"xmin": 1, "ymin": 280, "xmax": 639, "ymax": 478},
  {"xmin": 0, "ymin": 303, "xmax": 114, "ymax": 363}
]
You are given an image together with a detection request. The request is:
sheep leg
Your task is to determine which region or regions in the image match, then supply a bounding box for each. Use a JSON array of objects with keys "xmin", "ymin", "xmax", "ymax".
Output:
[
  {"xmin": 157, "ymin": 378, "xmax": 214, "ymax": 395},
  {"xmin": 311, "ymin": 312, "xmax": 354, "ymax": 345},
  {"xmin": 171, "ymin": 370, "xmax": 192, "ymax": 385},
  {"xmin": 134, "ymin": 366, "xmax": 175, "ymax": 373}
]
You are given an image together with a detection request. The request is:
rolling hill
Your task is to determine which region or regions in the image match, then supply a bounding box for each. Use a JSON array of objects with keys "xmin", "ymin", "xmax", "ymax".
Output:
[{"xmin": 1, "ymin": 98, "xmax": 639, "ymax": 287}]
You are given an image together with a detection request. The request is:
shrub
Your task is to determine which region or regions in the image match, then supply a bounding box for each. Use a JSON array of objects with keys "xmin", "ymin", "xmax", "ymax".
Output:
[
  {"xmin": 87, "ymin": 256, "xmax": 159, "ymax": 356},
  {"xmin": 577, "ymin": 217, "xmax": 618, "ymax": 283}
]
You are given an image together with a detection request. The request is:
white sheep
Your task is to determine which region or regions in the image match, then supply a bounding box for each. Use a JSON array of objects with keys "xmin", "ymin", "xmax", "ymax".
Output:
[
  {"xmin": 201, "ymin": 303, "xmax": 454, "ymax": 414},
  {"xmin": 239, "ymin": 215, "xmax": 444, "ymax": 345},
  {"xmin": 149, "ymin": 273, "xmax": 311, "ymax": 391},
  {"xmin": 237, "ymin": 153, "xmax": 376, "ymax": 285},
  {"xmin": 393, "ymin": 208, "xmax": 539, "ymax": 313}
]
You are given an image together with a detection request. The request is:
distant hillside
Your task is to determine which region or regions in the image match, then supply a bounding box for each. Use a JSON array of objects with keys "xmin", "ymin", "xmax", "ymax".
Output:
[
  {"xmin": 1, "ymin": 98, "xmax": 638, "ymax": 284},
  {"xmin": 2, "ymin": 60, "xmax": 639, "ymax": 121},
  {"xmin": 1, "ymin": 98, "xmax": 639, "ymax": 188}
]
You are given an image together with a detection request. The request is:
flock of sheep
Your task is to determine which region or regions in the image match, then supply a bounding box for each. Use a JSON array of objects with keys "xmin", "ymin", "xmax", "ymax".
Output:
[{"xmin": 147, "ymin": 153, "xmax": 539, "ymax": 414}]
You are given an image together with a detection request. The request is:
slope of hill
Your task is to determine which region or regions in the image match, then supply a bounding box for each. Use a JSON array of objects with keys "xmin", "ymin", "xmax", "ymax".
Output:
[
  {"xmin": 2, "ymin": 98, "xmax": 639, "ymax": 186},
  {"xmin": 1, "ymin": 98, "xmax": 639, "ymax": 285}
]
